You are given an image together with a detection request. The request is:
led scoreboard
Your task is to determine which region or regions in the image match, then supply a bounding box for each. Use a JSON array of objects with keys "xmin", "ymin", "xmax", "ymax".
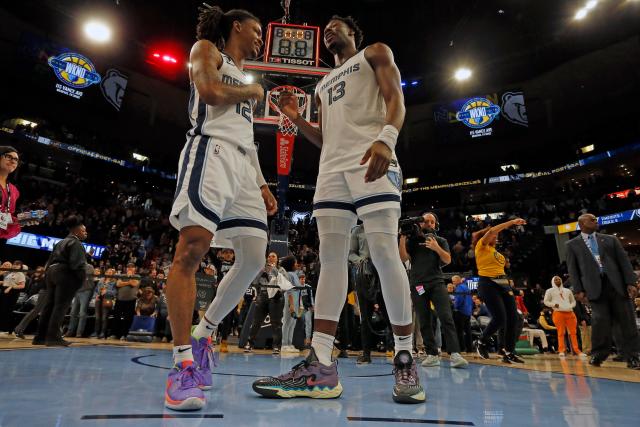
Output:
[{"xmin": 264, "ymin": 22, "xmax": 320, "ymax": 67}]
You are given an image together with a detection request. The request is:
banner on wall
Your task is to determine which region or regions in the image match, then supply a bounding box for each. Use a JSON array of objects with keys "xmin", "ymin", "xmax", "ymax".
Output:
[
  {"xmin": 7, "ymin": 232, "xmax": 106, "ymax": 258},
  {"xmin": 556, "ymin": 209, "xmax": 640, "ymax": 234}
]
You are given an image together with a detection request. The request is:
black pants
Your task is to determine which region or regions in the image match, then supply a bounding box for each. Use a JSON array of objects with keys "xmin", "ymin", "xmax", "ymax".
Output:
[
  {"xmin": 113, "ymin": 299, "xmax": 136, "ymax": 338},
  {"xmin": 336, "ymin": 302, "xmax": 355, "ymax": 351},
  {"xmin": 477, "ymin": 278, "xmax": 518, "ymax": 353},
  {"xmin": 249, "ymin": 293, "xmax": 284, "ymax": 348},
  {"xmin": 411, "ymin": 280, "xmax": 460, "ymax": 355},
  {"xmin": 453, "ymin": 311, "xmax": 473, "ymax": 352},
  {"xmin": 15, "ymin": 290, "xmax": 48, "ymax": 334},
  {"xmin": 590, "ymin": 276, "xmax": 640, "ymax": 360},
  {"xmin": 36, "ymin": 265, "xmax": 83, "ymax": 341}
]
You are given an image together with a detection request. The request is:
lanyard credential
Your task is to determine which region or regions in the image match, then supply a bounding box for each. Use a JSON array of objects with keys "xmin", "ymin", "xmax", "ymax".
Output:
[{"xmin": 2, "ymin": 183, "xmax": 10, "ymax": 213}]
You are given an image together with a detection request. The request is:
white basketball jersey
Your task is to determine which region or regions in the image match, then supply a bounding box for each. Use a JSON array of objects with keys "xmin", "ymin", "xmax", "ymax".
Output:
[
  {"xmin": 186, "ymin": 52, "xmax": 254, "ymax": 152},
  {"xmin": 315, "ymin": 47, "xmax": 397, "ymax": 174}
]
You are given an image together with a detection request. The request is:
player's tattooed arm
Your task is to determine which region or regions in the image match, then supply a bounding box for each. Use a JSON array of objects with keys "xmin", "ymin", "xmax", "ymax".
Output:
[{"xmin": 190, "ymin": 40, "xmax": 264, "ymax": 106}]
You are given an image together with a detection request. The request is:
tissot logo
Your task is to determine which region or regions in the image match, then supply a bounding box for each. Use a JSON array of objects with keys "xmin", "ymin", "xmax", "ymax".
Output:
[{"xmin": 270, "ymin": 57, "xmax": 315, "ymax": 66}]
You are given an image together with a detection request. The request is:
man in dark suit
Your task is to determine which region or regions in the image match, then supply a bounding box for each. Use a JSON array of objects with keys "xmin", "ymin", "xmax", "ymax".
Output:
[{"xmin": 566, "ymin": 213, "xmax": 640, "ymax": 369}]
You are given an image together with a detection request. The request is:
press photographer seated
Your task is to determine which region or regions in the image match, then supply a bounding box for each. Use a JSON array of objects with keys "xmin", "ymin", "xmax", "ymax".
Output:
[{"xmin": 399, "ymin": 212, "xmax": 468, "ymax": 368}]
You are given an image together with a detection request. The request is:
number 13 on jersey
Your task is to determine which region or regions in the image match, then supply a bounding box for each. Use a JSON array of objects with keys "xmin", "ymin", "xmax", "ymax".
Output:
[{"xmin": 327, "ymin": 81, "xmax": 346, "ymax": 106}]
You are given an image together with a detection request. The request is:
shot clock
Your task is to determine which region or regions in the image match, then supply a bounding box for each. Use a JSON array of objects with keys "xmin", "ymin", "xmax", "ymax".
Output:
[{"xmin": 264, "ymin": 22, "xmax": 320, "ymax": 67}]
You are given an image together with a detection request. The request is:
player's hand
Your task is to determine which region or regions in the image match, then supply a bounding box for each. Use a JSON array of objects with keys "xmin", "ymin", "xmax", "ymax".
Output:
[
  {"xmin": 278, "ymin": 91, "xmax": 299, "ymax": 121},
  {"xmin": 261, "ymin": 185, "xmax": 278, "ymax": 216},
  {"xmin": 248, "ymin": 83, "xmax": 265, "ymax": 103},
  {"xmin": 511, "ymin": 218, "xmax": 527, "ymax": 226},
  {"xmin": 421, "ymin": 236, "xmax": 440, "ymax": 252},
  {"xmin": 360, "ymin": 141, "xmax": 392, "ymax": 183}
]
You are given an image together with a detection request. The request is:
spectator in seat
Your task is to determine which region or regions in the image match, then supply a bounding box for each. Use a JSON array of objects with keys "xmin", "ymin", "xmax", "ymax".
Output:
[
  {"xmin": 0, "ymin": 260, "xmax": 26, "ymax": 333},
  {"xmin": 14, "ymin": 266, "xmax": 46, "ymax": 338},
  {"xmin": 136, "ymin": 286, "xmax": 159, "ymax": 317},
  {"xmin": 574, "ymin": 292, "xmax": 592, "ymax": 355}
]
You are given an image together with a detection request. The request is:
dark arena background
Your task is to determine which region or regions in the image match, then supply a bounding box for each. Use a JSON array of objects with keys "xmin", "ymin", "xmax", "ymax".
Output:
[{"xmin": 0, "ymin": 1, "xmax": 640, "ymax": 426}]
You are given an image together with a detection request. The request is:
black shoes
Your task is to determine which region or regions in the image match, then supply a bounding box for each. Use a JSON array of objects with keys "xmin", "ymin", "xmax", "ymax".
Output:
[
  {"xmin": 627, "ymin": 356, "xmax": 640, "ymax": 370},
  {"xmin": 475, "ymin": 340, "xmax": 490, "ymax": 360},
  {"xmin": 14, "ymin": 330, "xmax": 25, "ymax": 339},
  {"xmin": 589, "ymin": 356, "xmax": 604, "ymax": 367},
  {"xmin": 356, "ymin": 352, "xmax": 372, "ymax": 365},
  {"xmin": 506, "ymin": 352, "xmax": 525, "ymax": 364},
  {"xmin": 612, "ymin": 354, "xmax": 625, "ymax": 362}
]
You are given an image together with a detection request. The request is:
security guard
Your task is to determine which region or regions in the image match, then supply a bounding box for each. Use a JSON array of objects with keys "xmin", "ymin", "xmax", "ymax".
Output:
[{"xmin": 33, "ymin": 215, "xmax": 89, "ymax": 346}]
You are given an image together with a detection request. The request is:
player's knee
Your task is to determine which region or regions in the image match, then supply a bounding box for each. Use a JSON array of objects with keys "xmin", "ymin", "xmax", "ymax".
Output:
[{"xmin": 174, "ymin": 239, "xmax": 209, "ymax": 271}]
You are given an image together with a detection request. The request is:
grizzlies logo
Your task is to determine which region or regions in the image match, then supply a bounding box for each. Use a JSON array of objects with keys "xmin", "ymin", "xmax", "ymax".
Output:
[
  {"xmin": 100, "ymin": 69, "xmax": 128, "ymax": 111},
  {"xmin": 501, "ymin": 91, "xmax": 528, "ymax": 127},
  {"xmin": 48, "ymin": 52, "xmax": 101, "ymax": 89},
  {"xmin": 456, "ymin": 97, "xmax": 501, "ymax": 129},
  {"xmin": 387, "ymin": 167, "xmax": 403, "ymax": 191}
]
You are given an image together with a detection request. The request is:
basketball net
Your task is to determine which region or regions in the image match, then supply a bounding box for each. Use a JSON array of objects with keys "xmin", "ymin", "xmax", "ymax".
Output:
[{"xmin": 268, "ymin": 85, "xmax": 307, "ymax": 218}]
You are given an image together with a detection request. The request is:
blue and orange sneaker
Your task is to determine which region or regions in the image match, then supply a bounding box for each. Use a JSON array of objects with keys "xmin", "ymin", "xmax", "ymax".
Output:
[
  {"xmin": 191, "ymin": 335, "xmax": 217, "ymax": 390},
  {"xmin": 252, "ymin": 348, "xmax": 343, "ymax": 399},
  {"xmin": 165, "ymin": 361, "xmax": 206, "ymax": 411}
]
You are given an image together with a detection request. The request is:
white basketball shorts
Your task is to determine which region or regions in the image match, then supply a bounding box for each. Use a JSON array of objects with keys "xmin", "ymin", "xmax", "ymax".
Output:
[
  {"xmin": 313, "ymin": 160, "xmax": 402, "ymax": 219},
  {"xmin": 170, "ymin": 135, "xmax": 267, "ymax": 247}
]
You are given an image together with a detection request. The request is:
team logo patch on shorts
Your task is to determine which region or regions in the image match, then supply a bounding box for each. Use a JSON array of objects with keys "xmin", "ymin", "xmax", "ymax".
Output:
[
  {"xmin": 214, "ymin": 144, "xmax": 221, "ymax": 154},
  {"xmin": 387, "ymin": 169, "xmax": 402, "ymax": 191}
]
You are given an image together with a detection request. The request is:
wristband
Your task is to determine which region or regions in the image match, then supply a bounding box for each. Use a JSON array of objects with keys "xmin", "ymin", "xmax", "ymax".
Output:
[{"xmin": 375, "ymin": 125, "xmax": 399, "ymax": 152}]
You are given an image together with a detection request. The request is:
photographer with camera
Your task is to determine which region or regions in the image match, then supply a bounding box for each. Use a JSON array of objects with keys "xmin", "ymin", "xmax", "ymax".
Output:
[{"xmin": 399, "ymin": 213, "xmax": 468, "ymax": 368}]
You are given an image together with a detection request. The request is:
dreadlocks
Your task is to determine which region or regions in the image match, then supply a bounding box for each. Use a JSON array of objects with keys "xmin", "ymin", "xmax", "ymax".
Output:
[
  {"xmin": 196, "ymin": 4, "xmax": 260, "ymax": 49},
  {"xmin": 329, "ymin": 15, "xmax": 364, "ymax": 48}
]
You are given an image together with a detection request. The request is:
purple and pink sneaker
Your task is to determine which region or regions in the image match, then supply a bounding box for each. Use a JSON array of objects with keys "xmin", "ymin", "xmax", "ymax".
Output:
[
  {"xmin": 191, "ymin": 335, "xmax": 217, "ymax": 390},
  {"xmin": 252, "ymin": 348, "xmax": 343, "ymax": 399},
  {"xmin": 165, "ymin": 360, "xmax": 206, "ymax": 411}
]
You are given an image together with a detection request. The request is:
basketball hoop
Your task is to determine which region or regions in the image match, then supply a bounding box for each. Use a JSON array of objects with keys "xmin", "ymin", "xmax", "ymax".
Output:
[{"xmin": 268, "ymin": 85, "xmax": 307, "ymax": 137}]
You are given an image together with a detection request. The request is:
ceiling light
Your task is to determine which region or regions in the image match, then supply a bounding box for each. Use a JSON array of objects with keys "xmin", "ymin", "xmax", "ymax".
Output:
[
  {"xmin": 84, "ymin": 20, "xmax": 112, "ymax": 43},
  {"xmin": 575, "ymin": 8, "xmax": 588, "ymax": 20},
  {"xmin": 585, "ymin": 1, "xmax": 598, "ymax": 10},
  {"xmin": 454, "ymin": 68, "xmax": 472, "ymax": 81},
  {"xmin": 245, "ymin": 74, "xmax": 254, "ymax": 83}
]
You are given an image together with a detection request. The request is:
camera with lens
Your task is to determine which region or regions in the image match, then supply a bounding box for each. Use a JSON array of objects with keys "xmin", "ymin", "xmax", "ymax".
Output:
[{"xmin": 399, "ymin": 216, "xmax": 436, "ymax": 242}]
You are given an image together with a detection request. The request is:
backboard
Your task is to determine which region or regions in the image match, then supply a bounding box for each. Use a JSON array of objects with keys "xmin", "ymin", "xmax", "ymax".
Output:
[{"xmin": 244, "ymin": 60, "xmax": 329, "ymax": 127}]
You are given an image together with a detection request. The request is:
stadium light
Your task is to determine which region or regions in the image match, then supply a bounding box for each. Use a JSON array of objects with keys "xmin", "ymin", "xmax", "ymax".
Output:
[
  {"xmin": 404, "ymin": 178, "xmax": 419, "ymax": 185},
  {"xmin": 574, "ymin": 8, "xmax": 588, "ymax": 20},
  {"xmin": 454, "ymin": 68, "xmax": 472, "ymax": 81},
  {"xmin": 585, "ymin": 0, "xmax": 598, "ymax": 10},
  {"xmin": 245, "ymin": 74, "xmax": 254, "ymax": 83},
  {"xmin": 580, "ymin": 144, "xmax": 595, "ymax": 154},
  {"xmin": 84, "ymin": 20, "xmax": 112, "ymax": 43}
]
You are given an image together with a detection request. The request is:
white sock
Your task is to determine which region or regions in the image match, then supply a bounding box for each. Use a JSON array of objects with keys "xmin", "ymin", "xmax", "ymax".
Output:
[
  {"xmin": 394, "ymin": 334, "xmax": 413, "ymax": 356},
  {"xmin": 311, "ymin": 331, "xmax": 335, "ymax": 366},
  {"xmin": 192, "ymin": 314, "xmax": 217, "ymax": 340},
  {"xmin": 173, "ymin": 345, "xmax": 193, "ymax": 365}
]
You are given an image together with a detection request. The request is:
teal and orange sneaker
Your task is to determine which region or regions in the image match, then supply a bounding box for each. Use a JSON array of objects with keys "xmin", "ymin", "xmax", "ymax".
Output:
[
  {"xmin": 252, "ymin": 348, "xmax": 343, "ymax": 399},
  {"xmin": 165, "ymin": 361, "xmax": 206, "ymax": 411}
]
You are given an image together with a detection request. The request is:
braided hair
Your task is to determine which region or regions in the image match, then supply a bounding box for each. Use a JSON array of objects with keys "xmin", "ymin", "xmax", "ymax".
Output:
[
  {"xmin": 196, "ymin": 4, "xmax": 260, "ymax": 49},
  {"xmin": 329, "ymin": 15, "xmax": 364, "ymax": 48}
]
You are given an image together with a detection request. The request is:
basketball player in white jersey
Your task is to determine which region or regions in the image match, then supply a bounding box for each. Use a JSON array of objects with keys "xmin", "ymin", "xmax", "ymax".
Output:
[
  {"xmin": 253, "ymin": 16, "xmax": 425, "ymax": 404},
  {"xmin": 164, "ymin": 5, "xmax": 277, "ymax": 411}
]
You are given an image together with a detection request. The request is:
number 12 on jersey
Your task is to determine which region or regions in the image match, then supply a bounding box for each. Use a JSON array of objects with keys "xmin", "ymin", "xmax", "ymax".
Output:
[
  {"xmin": 236, "ymin": 100, "xmax": 252, "ymax": 123},
  {"xmin": 327, "ymin": 81, "xmax": 346, "ymax": 106}
]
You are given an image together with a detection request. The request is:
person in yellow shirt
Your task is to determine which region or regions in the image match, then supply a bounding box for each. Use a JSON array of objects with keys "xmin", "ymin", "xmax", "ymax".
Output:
[{"xmin": 473, "ymin": 217, "xmax": 527, "ymax": 364}]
